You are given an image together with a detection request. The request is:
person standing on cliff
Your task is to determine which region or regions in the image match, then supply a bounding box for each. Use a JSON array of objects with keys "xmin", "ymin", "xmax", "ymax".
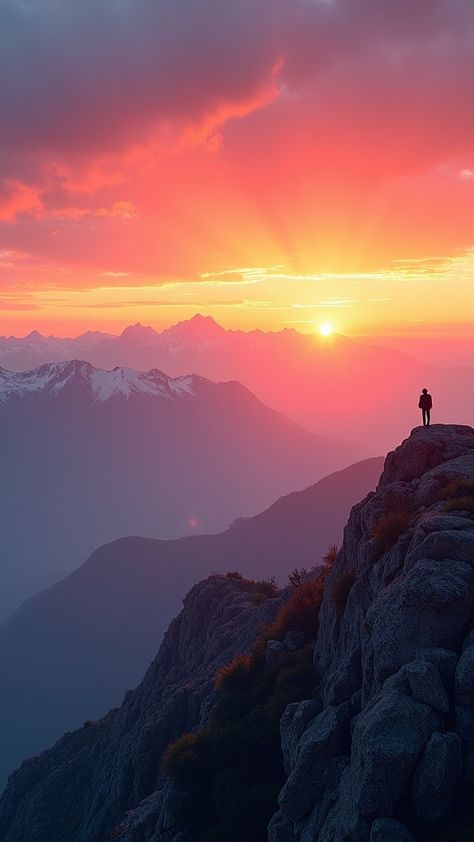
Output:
[{"xmin": 418, "ymin": 388, "xmax": 433, "ymax": 427}]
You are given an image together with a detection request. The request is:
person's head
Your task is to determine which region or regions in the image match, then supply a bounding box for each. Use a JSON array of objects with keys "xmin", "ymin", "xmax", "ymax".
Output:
[{"xmin": 422, "ymin": 388, "xmax": 428, "ymax": 394}]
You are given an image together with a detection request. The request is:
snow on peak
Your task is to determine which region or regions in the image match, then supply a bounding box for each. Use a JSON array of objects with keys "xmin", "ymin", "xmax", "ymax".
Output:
[
  {"xmin": 0, "ymin": 361, "xmax": 197, "ymax": 405},
  {"xmin": 90, "ymin": 366, "xmax": 196, "ymax": 403}
]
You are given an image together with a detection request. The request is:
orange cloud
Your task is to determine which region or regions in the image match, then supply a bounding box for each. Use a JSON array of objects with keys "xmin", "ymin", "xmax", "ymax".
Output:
[{"xmin": 48, "ymin": 201, "xmax": 137, "ymax": 221}]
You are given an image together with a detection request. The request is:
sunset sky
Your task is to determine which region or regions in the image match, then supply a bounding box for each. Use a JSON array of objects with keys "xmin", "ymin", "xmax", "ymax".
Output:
[{"xmin": 1, "ymin": 0, "xmax": 473, "ymax": 337}]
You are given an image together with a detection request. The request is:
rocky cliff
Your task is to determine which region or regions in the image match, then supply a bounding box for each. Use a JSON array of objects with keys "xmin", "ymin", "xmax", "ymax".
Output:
[
  {"xmin": 1, "ymin": 424, "xmax": 473, "ymax": 842},
  {"xmin": 270, "ymin": 424, "xmax": 474, "ymax": 841},
  {"xmin": 0, "ymin": 576, "xmax": 288, "ymax": 842}
]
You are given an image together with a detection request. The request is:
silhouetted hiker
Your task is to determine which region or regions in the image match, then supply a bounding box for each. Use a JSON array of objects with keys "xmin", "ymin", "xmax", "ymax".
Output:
[{"xmin": 418, "ymin": 388, "xmax": 432, "ymax": 427}]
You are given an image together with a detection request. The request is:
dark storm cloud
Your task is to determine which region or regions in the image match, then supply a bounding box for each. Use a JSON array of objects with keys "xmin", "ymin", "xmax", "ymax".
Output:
[
  {"xmin": 1, "ymin": 0, "xmax": 473, "ymax": 169},
  {"xmin": 0, "ymin": 0, "xmax": 282, "ymax": 158}
]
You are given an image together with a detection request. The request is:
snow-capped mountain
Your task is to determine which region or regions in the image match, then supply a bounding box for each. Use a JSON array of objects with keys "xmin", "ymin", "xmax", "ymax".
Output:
[
  {"xmin": 1, "ymin": 316, "xmax": 473, "ymax": 451},
  {"xmin": 0, "ymin": 360, "xmax": 196, "ymax": 405},
  {"xmin": 0, "ymin": 360, "xmax": 360, "ymax": 620}
]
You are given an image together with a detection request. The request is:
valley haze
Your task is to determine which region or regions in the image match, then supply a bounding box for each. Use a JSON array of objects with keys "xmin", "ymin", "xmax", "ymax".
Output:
[{"xmin": 0, "ymin": 315, "xmax": 472, "ymax": 451}]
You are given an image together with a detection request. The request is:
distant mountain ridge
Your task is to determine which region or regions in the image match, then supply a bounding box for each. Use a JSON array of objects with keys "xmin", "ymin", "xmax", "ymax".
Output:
[
  {"xmin": 1, "ymin": 315, "xmax": 472, "ymax": 451},
  {"xmin": 0, "ymin": 360, "xmax": 198, "ymax": 405},
  {"xmin": 0, "ymin": 359, "xmax": 361, "ymax": 619}
]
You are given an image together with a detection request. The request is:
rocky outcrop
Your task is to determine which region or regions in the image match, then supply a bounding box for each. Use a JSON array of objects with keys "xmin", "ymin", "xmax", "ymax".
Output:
[
  {"xmin": 1, "ymin": 424, "xmax": 473, "ymax": 842},
  {"xmin": 0, "ymin": 576, "xmax": 287, "ymax": 842},
  {"xmin": 270, "ymin": 424, "xmax": 474, "ymax": 841}
]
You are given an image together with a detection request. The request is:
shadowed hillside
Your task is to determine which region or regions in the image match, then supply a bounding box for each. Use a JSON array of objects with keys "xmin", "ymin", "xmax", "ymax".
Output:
[
  {"xmin": 0, "ymin": 456, "xmax": 381, "ymax": 791},
  {"xmin": 0, "ymin": 359, "xmax": 361, "ymax": 618}
]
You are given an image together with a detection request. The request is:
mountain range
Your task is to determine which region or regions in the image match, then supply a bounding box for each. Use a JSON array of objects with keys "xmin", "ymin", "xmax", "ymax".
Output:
[
  {"xmin": 1, "ymin": 315, "xmax": 472, "ymax": 451},
  {"xmin": 0, "ymin": 359, "xmax": 359, "ymax": 619},
  {"xmin": 0, "ymin": 455, "xmax": 382, "ymax": 791}
]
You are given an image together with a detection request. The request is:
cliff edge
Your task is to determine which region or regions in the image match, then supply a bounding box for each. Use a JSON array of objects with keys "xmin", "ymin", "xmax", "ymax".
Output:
[
  {"xmin": 271, "ymin": 424, "xmax": 474, "ymax": 841},
  {"xmin": 0, "ymin": 576, "xmax": 287, "ymax": 842}
]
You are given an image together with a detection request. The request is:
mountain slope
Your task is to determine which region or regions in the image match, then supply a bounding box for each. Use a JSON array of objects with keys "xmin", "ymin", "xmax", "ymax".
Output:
[
  {"xmin": 0, "ymin": 360, "xmax": 361, "ymax": 618},
  {"xmin": 0, "ymin": 456, "xmax": 382, "ymax": 791},
  {"xmin": 0, "ymin": 576, "xmax": 289, "ymax": 842}
]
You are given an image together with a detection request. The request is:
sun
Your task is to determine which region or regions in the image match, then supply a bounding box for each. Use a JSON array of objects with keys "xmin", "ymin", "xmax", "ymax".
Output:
[{"xmin": 319, "ymin": 323, "xmax": 333, "ymax": 337}]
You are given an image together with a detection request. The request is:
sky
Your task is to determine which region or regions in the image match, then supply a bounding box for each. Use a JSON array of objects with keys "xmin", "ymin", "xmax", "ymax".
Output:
[{"xmin": 0, "ymin": 0, "xmax": 473, "ymax": 337}]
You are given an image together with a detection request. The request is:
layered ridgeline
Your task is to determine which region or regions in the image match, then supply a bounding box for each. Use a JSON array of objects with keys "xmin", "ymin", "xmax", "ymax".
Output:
[
  {"xmin": 1, "ymin": 316, "xmax": 473, "ymax": 453},
  {"xmin": 1, "ymin": 425, "xmax": 474, "ymax": 841},
  {"xmin": 0, "ymin": 456, "xmax": 382, "ymax": 791},
  {"xmin": 0, "ymin": 359, "xmax": 360, "ymax": 618}
]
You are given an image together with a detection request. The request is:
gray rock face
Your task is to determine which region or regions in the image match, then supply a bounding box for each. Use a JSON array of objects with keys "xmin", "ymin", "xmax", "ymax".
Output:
[
  {"xmin": 280, "ymin": 700, "xmax": 322, "ymax": 776},
  {"xmin": 370, "ymin": 818, "xmax": 415, "ymax": 842},
  {"xmin": 411, "ymin": 731, "xmax": 462, "ymax": 822},
  {"xmin": 0, "ymin": 576, "xmax": 286, "ymax": 842},
  {"xmin": 340, "ymin": 691, "xmax": 439, "ymax": 819},
  {"xmin": 455, "ymin": 644, "xmax": 474, "ymax": 705},
  {"xmin": 415, "ymin": 647, "xmax": 458, "ymax": 688},
  {"xmin": 405, "ymin": 660, "xmax": 450, "ymax": 713},
  {"xmin": 278, "ymin": 703, "xmax": 351, "ymax": 820},
  {"xmin": 379, "ymin": 425, "xmax": 474, "ymax": 486},
  {"xmin": 275, "ymin": 425, "xmax": 474, "ymax": 841}
]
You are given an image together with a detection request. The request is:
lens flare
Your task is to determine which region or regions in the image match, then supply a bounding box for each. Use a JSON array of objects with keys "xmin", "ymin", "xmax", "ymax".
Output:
[{"xmin": 319, "ymin": 324, "xmax": 333, "ymax": 337}]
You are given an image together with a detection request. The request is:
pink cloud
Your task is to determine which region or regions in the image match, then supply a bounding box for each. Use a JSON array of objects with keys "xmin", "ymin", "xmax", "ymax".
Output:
[{"xmin": 0, "ymin": 181, "xmax": 44, "ymax": 222}]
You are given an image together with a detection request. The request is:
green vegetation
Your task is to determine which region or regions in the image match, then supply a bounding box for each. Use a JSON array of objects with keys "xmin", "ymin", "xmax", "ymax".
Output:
[
  {"xmin": 372, "ymin": 491, "xmax": 416, "ymax": 551},
  {"xmin": 162, "ymin": 646, "xmax": 314, "ymax": 842},
  {"xmin": 322, "ymin": 544, "xmax": 339, "ymax": 565},
  {"xmin": 162, "ymin": 570, "xmax": 329, "ymax": 842},
  {"xmin": 439, "ymin": 478, "xmax": 474, "ymax": 517},
  {"xmin": 372, "ymin": 509, "xmax": 414, "ymax": 550},
  {"xmin": 288, "ymin": 566, "xmax": 309, "ymax": 587},
  {"xmin": 225, "ymin": 570, "xmax": 278, "ymax": 602},
  {"xmin": 257, "ymin": 577, "xmax": 325, "ymax": 648}
]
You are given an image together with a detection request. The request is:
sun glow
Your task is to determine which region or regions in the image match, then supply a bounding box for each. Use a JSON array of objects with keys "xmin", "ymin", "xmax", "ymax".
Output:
[{"xmin": 319, "ymin": 323, "xmax": 333, "ymax": 337}]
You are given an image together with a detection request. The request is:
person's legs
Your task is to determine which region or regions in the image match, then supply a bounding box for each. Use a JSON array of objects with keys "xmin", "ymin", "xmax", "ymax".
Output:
[{"xmin": 426, "ymin": 409, "xmax": 430, "ymax": 427}]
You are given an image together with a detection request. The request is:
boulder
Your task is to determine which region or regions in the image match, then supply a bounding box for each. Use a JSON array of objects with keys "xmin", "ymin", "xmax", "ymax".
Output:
[
  {"xmin": 370, "ymin": 818, "xmax": 415, "ymax": 842},
  {"xmin": 379, "ymin": 426, "xmax": 474, "ymax": 487},
  {"xmin": 363, "ymin": 559, "xmax": 473, "ymax": 693},
  {"xmin": 454, "ymin": 704, "xmax": 474, "ymax": 786},
  {"xmin": 280, "ymin": 700, "xmax": 322, "ymax": 775},
  {"xmin": 455, "ymin": 644, "xmax": 474, "ymax": 705},
  {"xmin": 348, "ymin": 690, "xmax": 439, "ymax": 817},
  {"xmin": 278, "ymin": 704, "xmax": 350, "ymax": 821},
  {"xmin": 383, "ymin": 667, "xmax": 411, "ymax": 695},
  {"xmin": 405, "ymin": 660, "xmax": 449, "ymax": 713},
  {"xmin": 324, "ymin": 646, "xmax": 362, "ymax": 706},
  {"xmin": 411, "ymin": 731, "xmax": 462, "ymax": 822},
  {"xmin": 415, "ymin": 647, "xmax": 458, "ymax": 688},
  {"xmin": 268, "ymin": 810, "xmax": 295, "ymax": 842},
  {"xmin": 407, "ymin": 529, "xmax": 474, "ymax": 571}
]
